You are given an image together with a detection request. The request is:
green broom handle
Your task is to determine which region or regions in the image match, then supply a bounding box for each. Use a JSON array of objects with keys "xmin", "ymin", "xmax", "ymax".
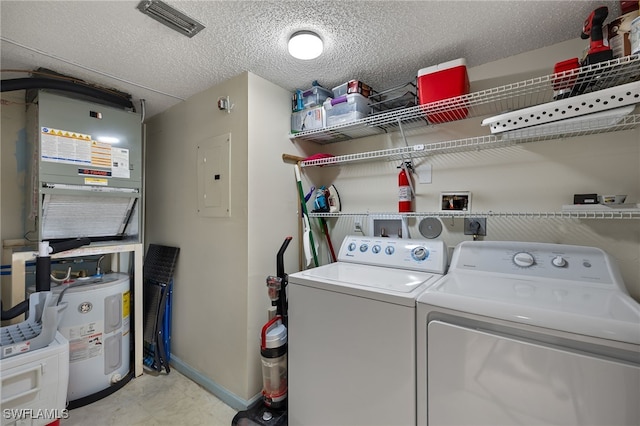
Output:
[{"xmin": 295, "ymin": 164, "xmax": 319, "ymax": 267}]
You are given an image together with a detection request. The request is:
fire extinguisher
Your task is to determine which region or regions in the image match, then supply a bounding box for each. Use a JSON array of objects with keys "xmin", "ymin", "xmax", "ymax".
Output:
[{"xmin": 398, "ymin": 161, "xmax": 414, "ymax": 212}]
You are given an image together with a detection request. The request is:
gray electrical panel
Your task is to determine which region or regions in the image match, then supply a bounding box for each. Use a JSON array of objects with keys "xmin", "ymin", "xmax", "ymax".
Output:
[{"xmin": 26, "ymin": 90, "xmax": 143, "ymax": 243}]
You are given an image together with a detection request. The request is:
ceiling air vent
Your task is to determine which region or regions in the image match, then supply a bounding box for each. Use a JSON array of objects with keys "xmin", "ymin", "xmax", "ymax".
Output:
[{"xmin": 137, "ymin": 0, "xmax": 205, "ymax": 38}]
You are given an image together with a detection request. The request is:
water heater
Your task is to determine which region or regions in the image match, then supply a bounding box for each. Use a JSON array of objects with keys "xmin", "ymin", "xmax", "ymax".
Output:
[
  {"xmin": 25, "ymin": 90, "xmax": 142, "ymax": 243},
  {"xmin": 28, "ymin": 273, "xmax": 131, "ymax": 406}
]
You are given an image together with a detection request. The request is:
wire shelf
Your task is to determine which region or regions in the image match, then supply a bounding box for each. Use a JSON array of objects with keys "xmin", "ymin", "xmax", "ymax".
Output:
[
  {"xmin": 369, "ymin": 82, "xmax": 418, "ymax": 116},
  {"xmin": 290, "ymin": 54, "xmax": 640, "ymax": 145},
  {"xmin": 309, "ymin": 210, "xmax": 640, "ymax": 220},
  {"xmin": 300, "ymin": 114, "xmax": 640, "ymax": 167}
]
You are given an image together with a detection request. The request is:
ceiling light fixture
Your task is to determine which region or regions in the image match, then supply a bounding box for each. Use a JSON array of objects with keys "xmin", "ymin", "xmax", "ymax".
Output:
[
  {"xmin": 137, "ymin": 0, "xmax": 205, "ymax": 38},
  {"xmin": 288, "ymin": 31, "xmax": 323, "ymax": 60}
]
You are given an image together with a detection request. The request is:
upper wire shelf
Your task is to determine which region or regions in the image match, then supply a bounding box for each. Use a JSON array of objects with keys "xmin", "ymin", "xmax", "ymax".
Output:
[
  {"xmin": 309, "ymin": 210, "xmax": 640, "ymax": 220},
  {"xmin": 290, "ymin": 54, "xmax": 640, "ymax": 145}
]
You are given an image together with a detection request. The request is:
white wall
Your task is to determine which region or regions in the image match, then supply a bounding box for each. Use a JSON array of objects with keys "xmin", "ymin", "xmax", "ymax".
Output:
[
  {"xmin": 303, "ymin": 39, "xmax": 640, "ymax": 301},
  {"xmin": 145, "ymin": 72, "xmax": 300, "ymax": 407}
]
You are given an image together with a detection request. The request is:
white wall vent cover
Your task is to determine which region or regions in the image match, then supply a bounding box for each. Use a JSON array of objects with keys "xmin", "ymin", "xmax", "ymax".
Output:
[{"xmin": 136, "ymin": 0, "xmax": 205, "ymax": 38}]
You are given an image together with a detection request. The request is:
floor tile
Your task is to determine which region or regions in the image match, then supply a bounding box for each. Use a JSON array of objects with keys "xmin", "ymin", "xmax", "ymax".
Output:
[{"xmin": 62, "ymin": 368, "xmax": 237, "ymax": 426}]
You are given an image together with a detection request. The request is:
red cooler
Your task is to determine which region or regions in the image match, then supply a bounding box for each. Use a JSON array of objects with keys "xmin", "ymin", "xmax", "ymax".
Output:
[{"xmin": 417, "ymin": 58, "xmax": 470, "ymax": 123}]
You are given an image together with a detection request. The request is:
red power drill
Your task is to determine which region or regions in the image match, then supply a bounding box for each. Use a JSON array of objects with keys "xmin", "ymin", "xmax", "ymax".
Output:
[{"xmin": 580, "ymin": 6, "xmax": 613, "ymax": 66}]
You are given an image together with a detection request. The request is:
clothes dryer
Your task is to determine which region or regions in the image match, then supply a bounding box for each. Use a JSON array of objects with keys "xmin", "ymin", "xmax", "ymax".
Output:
[{"xmin": 416, "ymin": 241, "xmax": 640, "ymax": 425}]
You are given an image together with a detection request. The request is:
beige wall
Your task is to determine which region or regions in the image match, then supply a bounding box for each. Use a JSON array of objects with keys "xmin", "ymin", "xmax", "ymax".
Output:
[
  {"xmin": 1, "ymin": 38, "xmax": 638, "ymax": 407},
  {"xmin": 145, "ymin": 72, "xmax": 300, "ymax": 406},
  {"xmin": 246, "ymin": 72, "xmax": 301, "ymax": 396},
  {"xmin": 1, "ymin": 90, "xmax": 29, "ymax": 309},
  {"xmin": 305, "ymin": 38, "xmax": 640, "ymax": 301},
  {"xmin": 1, "ymin": 90, "xmax": 28, "ymax": 241}
]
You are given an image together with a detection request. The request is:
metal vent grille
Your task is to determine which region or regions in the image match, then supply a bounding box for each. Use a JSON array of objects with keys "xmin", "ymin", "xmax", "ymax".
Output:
[
  {"xmin": 137, "ymin": 0, "xmax": 205, "ymax": 38},
  {"xmin": 40, "ymin": 193, "xmax": 137, "ymax": 240}
]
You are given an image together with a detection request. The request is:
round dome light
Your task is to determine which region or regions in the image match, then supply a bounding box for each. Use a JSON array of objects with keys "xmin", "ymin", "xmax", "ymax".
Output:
[{"xmin": 288, "ymin": 31, "xmax": 323, "ymax": 60}]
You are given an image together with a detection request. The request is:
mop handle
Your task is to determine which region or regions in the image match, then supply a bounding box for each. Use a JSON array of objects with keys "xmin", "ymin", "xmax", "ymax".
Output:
[{"xmin": 295, "ymin": 164, "xmax": 319, "ymax": 267}]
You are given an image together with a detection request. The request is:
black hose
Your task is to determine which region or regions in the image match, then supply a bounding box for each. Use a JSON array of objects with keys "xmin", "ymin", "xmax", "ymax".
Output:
[
  {"xmin": 1, "ymin": 78, "xmax": 133, "ymax": 109},
  {"xmin": 275, "ymin": 237, "xmax": 292, "ymax": 325},
  {"xmin": 34, "ymin": 238, "xmax": 91, "ymax": 292},
  {"xmin": 1, "ymin": 299, "xmax": 29, "ymax": 321},
  {"xmin": 56, "ymin": 281, "xmax": 87, "ymax": 306},
  {"xmin": 276, "ymin": 237, "xmax": 292, "ymax": 279},
  {"xmin": 2, "ymin": 237, "xmax": 94, "ymax": 319},
  {"xmin": 35, "ymin": 256, "xmax": 51, "ymax": 292},
  {"xmin": 49, "ymin": 237, "xmax": 91, "ymax": 254}
]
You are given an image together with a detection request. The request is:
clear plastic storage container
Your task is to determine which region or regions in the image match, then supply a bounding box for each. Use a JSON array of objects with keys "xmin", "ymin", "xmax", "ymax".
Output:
[
  {"xmin": 302, "ymin": 86, "xmax": 332, "ymax": 109},
  {"xmin": 332, "ymin": 80, "xmax": 373, "ymax": 98},
  {"xmin": 291, "ymin": 106, "xmax": 325, "ymax": 133},
  {"xmin": 324, "ymin": 93, "xmax": 370, "ymax": 127}
]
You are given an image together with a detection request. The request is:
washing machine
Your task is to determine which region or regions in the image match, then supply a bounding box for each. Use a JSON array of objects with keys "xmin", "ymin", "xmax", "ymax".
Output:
[
  {"xmin": 416, "ymin": 241, "xmax": 640, "ymax": 426},
  {"xmin": 288, "ymin": 235, "xmax": 447, "ymax": 426}
]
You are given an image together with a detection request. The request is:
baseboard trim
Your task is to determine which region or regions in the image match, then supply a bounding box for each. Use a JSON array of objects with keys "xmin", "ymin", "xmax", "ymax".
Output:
[{"xmin": 169, "ymin": 355, "xmax": 262, "ymax": 411}]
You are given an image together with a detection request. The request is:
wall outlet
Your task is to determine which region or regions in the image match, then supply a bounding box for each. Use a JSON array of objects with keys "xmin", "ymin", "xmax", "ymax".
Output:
[
  {"xmin": 354, "ymin": 220, "xmax": 362, "ymax": 233},
  {"xmin": 463, "ymin": 218, "xmax": 487, "ymax": 236}
]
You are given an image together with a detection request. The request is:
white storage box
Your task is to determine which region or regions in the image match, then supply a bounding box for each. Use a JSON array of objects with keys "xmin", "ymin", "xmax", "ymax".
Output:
[
  {"xmin": 1, "ymin": 332, "xmax": 69, "ymax": 426},
  {"xmin": 324, "ymin": 93, "xmax": 370, "ymax": 127},
  {"xmin": 291, "ymin": 106, "xmax": 325, "ymax": 133}
]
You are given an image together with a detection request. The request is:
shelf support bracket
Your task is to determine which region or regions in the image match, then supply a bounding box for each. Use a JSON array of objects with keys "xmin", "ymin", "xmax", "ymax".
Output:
[
  {"xmin": 397, "ymin": 119, "xmax": 413, "ymax": 168},
  {"xmin": 397, "ymin": 119, "xmax": 416, "ymax": 198}
]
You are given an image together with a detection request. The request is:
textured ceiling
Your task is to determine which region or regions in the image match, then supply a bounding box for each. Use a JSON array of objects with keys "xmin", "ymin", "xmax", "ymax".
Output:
[{"xmin": 0, "ymin": 0, "xmax": 622, "ymax": 118}]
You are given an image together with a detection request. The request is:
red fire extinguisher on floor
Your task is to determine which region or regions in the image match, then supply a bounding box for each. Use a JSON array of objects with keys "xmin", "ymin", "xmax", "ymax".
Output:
[{"xmin": 398, "ymin": 161, "xmax": 414, "ymax": 212}]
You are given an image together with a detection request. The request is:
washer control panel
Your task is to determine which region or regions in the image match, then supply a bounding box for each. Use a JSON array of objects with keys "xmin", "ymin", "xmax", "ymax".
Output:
[
  {"xmin": 452, "ymin": 241, "xmax": 621, "ymax": 287},
  {"xmin": 339, "ymin": 236, "xmax": 447, "ymax": 274}
]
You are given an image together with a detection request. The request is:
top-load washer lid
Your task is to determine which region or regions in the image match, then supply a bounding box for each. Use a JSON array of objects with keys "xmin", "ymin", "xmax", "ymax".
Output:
[
  {"xmin": 417, "ymin": 241, "xmax": 640, "ymax": 344},
  {"xmin": 288, "ymin": 235, "xmax": 448, "ymax": 306},
  {"xmin": 291, "ymin": 262, "xmax": 441, "ymax": 306},
  {"xmin": 419, "ymin": 273, "xmax": 640, "ymax": 344}
]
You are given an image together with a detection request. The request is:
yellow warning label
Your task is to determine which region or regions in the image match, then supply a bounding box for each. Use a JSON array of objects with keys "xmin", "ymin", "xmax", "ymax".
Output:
[
  {"xmin": 123, "ymin": 291, "xmax": 130, "ymax": 318},
  {"xmin": 41, "ymin": 127, "xmax": 91, "ymax": 140},
  {"xmin": 84, "ymin": 177, "xmax": 108, "ymax": 186}
]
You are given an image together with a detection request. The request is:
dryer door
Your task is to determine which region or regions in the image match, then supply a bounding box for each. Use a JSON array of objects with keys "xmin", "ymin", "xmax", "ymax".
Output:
[{"xmin": 427, "ymin": 321, "xmax": 640, "ymax": 425}]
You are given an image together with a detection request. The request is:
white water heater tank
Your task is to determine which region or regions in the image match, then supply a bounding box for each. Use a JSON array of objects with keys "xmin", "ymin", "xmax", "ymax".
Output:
[{"xmin": 33, "ymin": 273, "xmax": 131, "ymax": 402}]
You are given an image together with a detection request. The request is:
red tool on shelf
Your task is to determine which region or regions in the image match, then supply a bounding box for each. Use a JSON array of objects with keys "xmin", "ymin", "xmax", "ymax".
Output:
[
  {"xmin": 580, "ymin": 6, "xmax": 613, "ymax": 66},
  {"xmin": 553, "ymin": 6, "xmax": 615, "ymax": 99}
]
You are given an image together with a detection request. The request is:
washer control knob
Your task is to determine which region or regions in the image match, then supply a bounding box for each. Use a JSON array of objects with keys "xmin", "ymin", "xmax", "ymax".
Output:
[
  {"xmin": 359, "ymin": 244, "xmax": 368, "ymax": 252},
  {"xmin": 372, "ymin": 245, "xmax": 381, "ymax": 254},
  {"xmin": 412, "ymin": 246, "xmax": 429, "ymax": 261},
  {"xmin": 348, "ymin": 243, "xmax": 356, "ymax": 252},
  {"xmin": 385, "ymin": 246, "xmax": 395, "ymax": 255},
  {"xmin": 513, "ymin": 252, "xmax": 535, "ymax": 267},
  {"xmin": 552, "ymin": 256, "xmax": 567, "ymax": 267}
]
